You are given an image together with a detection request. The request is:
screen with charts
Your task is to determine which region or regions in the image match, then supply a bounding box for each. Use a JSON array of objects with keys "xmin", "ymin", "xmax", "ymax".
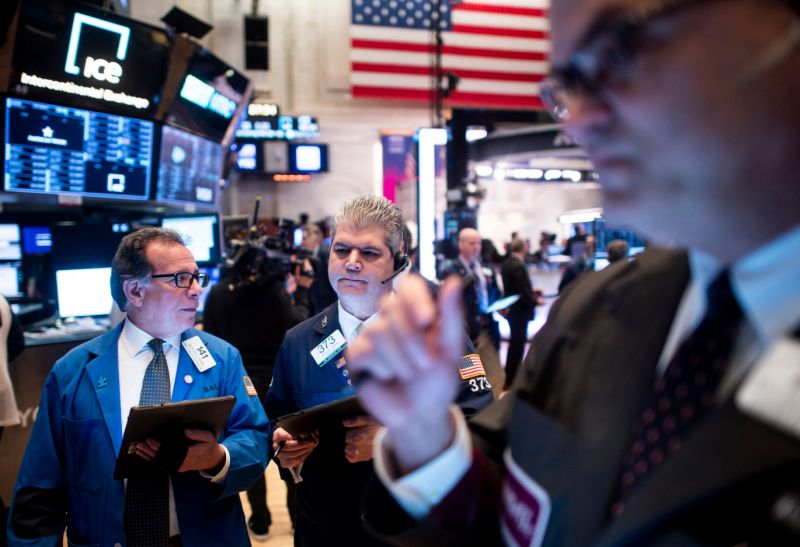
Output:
[
  {"xmin": 161, "ymin": 215, "xmax": 220, "ymax": 265},
  {"xmin": 56, "ymin": 267, "xmax": 113, "ymax": 317},
  {"xmin": 4, "ymin": 98, "xmax": 154, "ymax": 200},
  {"xmin": 156, "ymin": 125, "xmax": 223, "ymax": 207}
]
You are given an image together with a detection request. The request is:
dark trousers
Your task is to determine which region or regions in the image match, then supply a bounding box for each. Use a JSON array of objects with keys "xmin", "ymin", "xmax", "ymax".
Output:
[
  {"xmin": 505, "ymin": 316, "xmax": 530, "ymax": 388},
  {"xmin": 248, "ymin": 371, "xmax": 273, "ymax": 530}
]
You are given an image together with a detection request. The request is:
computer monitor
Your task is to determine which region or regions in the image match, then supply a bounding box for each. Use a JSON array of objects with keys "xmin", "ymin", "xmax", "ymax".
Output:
[
  {"xmin": 51, "ymin": 222, "xmax": 131, "ymax": 271},
  {"xmin": 4, "ymin": 98, "xmax": 154, "ymax": 201},
  {"xmin": 161, "ymin": 215, "xmax": 220, "ymax": 266},
  {"xmin": 289, "ymin": 143, "xmax": 328, "ymax": 173},
  {"xmin": 56, "ymin": 267, "xmax": 113, "ymax": 318},
  {"xmin": 22, "ymin": 226, "xmax": 52, "ymax": 255},
  {"xmin": 0, "ymin": 263, "xmax": 23, "ymax": 298},
  {"xmin": 156, "ymin": 125, "xmax": 224, "ymax": 208},
  {"xmin": 0, "ymin": 224, "xmax": 22, "ymax": 260}
]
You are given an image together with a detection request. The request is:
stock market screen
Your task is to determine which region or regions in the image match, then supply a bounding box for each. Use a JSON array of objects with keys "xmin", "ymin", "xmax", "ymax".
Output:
[{"xmin": 3, "ymin": 97, "xmax": 153, "ymax": 200}]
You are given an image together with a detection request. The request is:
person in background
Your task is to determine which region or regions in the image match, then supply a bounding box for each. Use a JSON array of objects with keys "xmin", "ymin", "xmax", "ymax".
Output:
[
  {"xmin": 301, "ymin": 222, "xmax": 338, "ymax": 314},
  {"xmin": 265, "ymin": 195, "xmax": 493, "ymax": 547},
  {"xmin": 501, "ymin": 237, "xmax": 539, "ymax": 389},
  {"xmin": 8, "ymin": 228, "xmax": 269, "ymax": 547},
  {"xmin": 440, "ymin": 227, "xmax": 505, "ymax": 394},
  {"xmin": 0, "ymin": 294, "xmax": 24, "ymax": 547},
  {"xmin": 202, "ymin": 248, "xmax": 312, "ymax": 541},
  {"xmin": 347, "ymin": 0, "xmax": 800, "ymax": 544},
  {"xmin": 606, "ymin": 239, "xmax": 631, "ymax": 265}
]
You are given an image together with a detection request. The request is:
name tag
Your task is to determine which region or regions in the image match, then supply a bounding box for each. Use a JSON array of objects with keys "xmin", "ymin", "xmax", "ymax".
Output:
[
  {"xmin": 500, "ymin": 448, "xmax": 551, "ymax": 547},
  {"xmin": 182, "ymin": 336, "xmax": 216, "ymax": 372},
  {"xmin": 311, "ymin": 329, "xmax": 347, "ymax": 367},
  {"xmin": 736, "ymin": 337, "xmax": 800, "ymax": 439}
]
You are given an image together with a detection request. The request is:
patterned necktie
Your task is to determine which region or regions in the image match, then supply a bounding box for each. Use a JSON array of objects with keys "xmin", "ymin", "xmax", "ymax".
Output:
[
  {"xmin": 125, "ymin": 338, "xmax": 171, "ymax": 547},
  {"xmin": 611, "ymin": 270, "xmax": 743, "ymax": 517}
]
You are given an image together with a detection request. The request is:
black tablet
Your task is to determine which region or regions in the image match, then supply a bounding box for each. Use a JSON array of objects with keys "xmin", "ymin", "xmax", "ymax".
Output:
[
  {"xmin": 114, "ymin": 395, "xmax": 235, "ymax": 479},
  {"xmin": 275, "ymin": 395, "xmax": 365, "ymax": 437}
]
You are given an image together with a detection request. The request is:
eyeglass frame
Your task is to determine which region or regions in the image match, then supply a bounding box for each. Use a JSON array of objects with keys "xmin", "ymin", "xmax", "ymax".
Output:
[
  {"xmin": 150, "ymin": 271, "xmax": 210, "ymax": 288},
  {"xmin": 540, "ymin": 0, "xmax": 800, "ymax": 121}
]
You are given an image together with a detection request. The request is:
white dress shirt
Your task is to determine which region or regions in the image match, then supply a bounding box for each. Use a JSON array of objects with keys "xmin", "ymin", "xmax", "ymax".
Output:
[
  {"xmin": 377, "ymin": 225, "xmax": 800, "ymax": 519},
  {"xmin": 118, "ymin": 318, "xmax": 231, "ymax": 536},
  {"xmin": 338, "ymin": 300, "xmax": 382, "ymax": 342}
]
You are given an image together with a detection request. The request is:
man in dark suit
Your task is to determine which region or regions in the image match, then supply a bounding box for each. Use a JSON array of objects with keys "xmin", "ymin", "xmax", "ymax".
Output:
[
  {"xmin": 346, "ymin": 0, "xmax": 800, "ymax": 545},
  {"xmin": 440, "ymin": 227, "xmax": 504, "ymax": 392},
  {"xmin": 501, "ymin": 237, "xmax": 538, "ymax": 389},
  {"xmin": 265, "ymin": 195, "xmax": 493, "ymax": 547}
]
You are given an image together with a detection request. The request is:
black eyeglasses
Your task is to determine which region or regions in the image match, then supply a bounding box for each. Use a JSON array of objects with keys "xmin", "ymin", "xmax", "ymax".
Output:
[
  {"xmin": 150, "ymin": 271, "xmax": 210, "ymax": 288},
  {"xmin": 541, "ymin": 0, "xmax": 710, "ymax": 120}
]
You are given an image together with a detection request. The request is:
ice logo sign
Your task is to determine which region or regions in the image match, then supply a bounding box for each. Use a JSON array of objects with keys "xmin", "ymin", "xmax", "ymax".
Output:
[{"xmin": 64, "ymin": 13, "xmax": 130, "ymax": 85}]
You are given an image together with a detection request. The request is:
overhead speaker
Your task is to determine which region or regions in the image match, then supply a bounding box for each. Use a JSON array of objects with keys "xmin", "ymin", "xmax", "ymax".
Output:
[
  {"xmin": 161, "ymin": 7, "xmax": 213, "ymax": 39},
  {"xmin": 244, "ymin": 16, "xmax": 269, "ymax": 70}
]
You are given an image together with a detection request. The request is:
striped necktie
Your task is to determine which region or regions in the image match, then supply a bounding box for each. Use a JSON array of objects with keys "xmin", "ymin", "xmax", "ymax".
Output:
[{"xmin": 125, "ymin": 338, "xmax": 171, "ymax": 547}]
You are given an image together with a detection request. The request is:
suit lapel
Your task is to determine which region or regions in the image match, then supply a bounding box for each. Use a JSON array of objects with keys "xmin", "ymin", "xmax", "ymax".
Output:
[
  {"xmin": 313, "ymin": 305, "xmax": 354, "ymax": 389},
  {"xmin": 172, "ymin": 333, "xmax": 196, "ymax": 402},
  {"xmin": 596, "ymin": 400, "xmax": 800, "ymax": 546},
  {"xmin": 84, "ymin": 323, "xmax": 125, "ymax": 454},
  {"xmin": 561, "ymin": 251, "xmax": 692, "ymax": 545}
]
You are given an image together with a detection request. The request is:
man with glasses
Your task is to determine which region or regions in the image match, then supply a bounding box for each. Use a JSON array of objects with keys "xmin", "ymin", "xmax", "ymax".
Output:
[
  {"xmin": 349, "ymin": 0, "xmax": 800, "ymax": 545},
  {"xmin": 8, "ymin": 227, "xmax": 269, "ymax": 547}
]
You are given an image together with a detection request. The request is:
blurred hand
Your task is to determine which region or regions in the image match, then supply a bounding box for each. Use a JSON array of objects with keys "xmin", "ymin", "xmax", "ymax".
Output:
[
  {"xmin": 179, "ymin": 429, "xmax": 226, "ymax": 473},
  {"xmin": 346, "ymin": 274, "xmax": 463, "ymax": 474},
  {"xmin": 273, "ymin": 427, "xmax": 319, "ymax": 468},
  {"xmin": 343, "ymin": 415, "xmax": 381, "ymax": 463},
  {"xmin": 285, "ymin": 273, "xmax": 298, "ymax": 294}
]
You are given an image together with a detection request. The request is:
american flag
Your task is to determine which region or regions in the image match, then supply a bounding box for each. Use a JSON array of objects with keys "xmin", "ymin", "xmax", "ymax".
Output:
[
  {"xmin": 350, "ymin": 0, "xmax": 549, "ymax": 109},
  {"xmin": 458, "ymin": 354, "xmax": 486, "ymax": 380}
]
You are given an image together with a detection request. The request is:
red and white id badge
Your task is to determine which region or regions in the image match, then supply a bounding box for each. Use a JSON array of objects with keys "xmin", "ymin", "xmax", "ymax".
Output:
[{"xmin": 500, "ymin": 448, "xmax": 551, "ymax": 547}]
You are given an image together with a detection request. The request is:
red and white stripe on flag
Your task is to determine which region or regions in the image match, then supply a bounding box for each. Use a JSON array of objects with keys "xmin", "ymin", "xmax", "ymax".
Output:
[
  {"xmin": 459, "ymin": 353, "xmax": 487, "ymax": 380},
  {"xmin": 350, "ymin": 0, "xmax": 550, "ymax": 110}
]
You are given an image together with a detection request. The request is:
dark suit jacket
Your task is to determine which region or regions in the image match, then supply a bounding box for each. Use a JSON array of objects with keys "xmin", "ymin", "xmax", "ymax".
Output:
[
  {"xmin": 501, "ymin": 254, "xmax": 536, "ymax": 322},
  {"xmin": 364, "ymin": 248, "xmax": 800, "ymax": 546},
  {"xmin": 266, "ymin": 304, "xmax": 494, "ymax": 547},
  {"xmin": 439, "ymin": 258, "xmax": 502, "ymax": 345}
]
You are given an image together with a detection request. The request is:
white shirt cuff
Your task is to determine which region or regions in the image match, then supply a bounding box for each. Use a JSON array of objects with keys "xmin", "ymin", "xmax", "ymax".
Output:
[
  {"xmin": 199, "ymin": 445, "xmax": 231, "ymax": 483},
  {"xmin": 373, "ymin": 405, "xmax": 472, "ymax": 519}
]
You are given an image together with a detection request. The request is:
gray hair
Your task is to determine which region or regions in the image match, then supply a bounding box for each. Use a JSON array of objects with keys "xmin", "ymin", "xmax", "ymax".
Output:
[
  {"xmin": 331, "ymin": 195, "xmax": 405, "ymax": 254},
  {"xmin": 111, "ymin": 227, "xmax": 184, "ymax": 311}
]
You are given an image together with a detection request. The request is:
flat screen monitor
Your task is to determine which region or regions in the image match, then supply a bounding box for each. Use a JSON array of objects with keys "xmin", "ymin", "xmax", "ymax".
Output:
[
  {"xmin": 0, "ymin": 263, "xmax": 23, "ymax": 298},
  {"xmin": 166, "ymin": 48, "xmax": 249, "ymax": 143},
  {"xmin": 22, "ymin": 226, "xmax": 53, "ymax": 255},
  {"xmin": 156, "ymin": 125, "xmax": 224, "ymax": 207},
  {"xmin": 50, "ymin": 222, "xmax": 131, "ymax": 271},
  {"xmin": 593, "ymin": 219, "xmax": 646, "ymax": 253},
  {"xmin": 234, "ymin": 141, "xmax": 259, "ymax": 171},
  {"xmin": 161, "ymin": 215, "xmax": 220, "ymax": 266},
  {"xmin": 4, "ymin": 98, "xmax": 154, "ymax": 201},
  {"xmin": 9, "ymin": 1, "xmax": 170, "ymax": 117},
  {"xmin": 56, "ymin": 267, "xmax": 113, "ymax": 317},
  {"xmin": 0, "ymin": 224, "xmax": 22, "ymax": 260},
  {"xmin": 289, "ymin": 143, "xmax": 328, "ymax": 173}
]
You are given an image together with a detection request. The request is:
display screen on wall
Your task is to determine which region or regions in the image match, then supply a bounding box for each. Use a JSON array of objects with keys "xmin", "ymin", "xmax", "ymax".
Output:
[
  {"xmin": 3, "ymin": 97, "xmax": 154, "ymax": 201},
  {"xmin": 289, "ymin": 143, "xmax": 328, "ymax": 173},
  {"xmin": 8, "ymin": 0, "xmax": 170, "ymax": 117},
  {"xmin": 156, "ymin": 124, "xmax": 224, "ymax": 207},
  {"xmin": 166, "ymin": 48, "xmax": 249, "ymax": 143}
]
